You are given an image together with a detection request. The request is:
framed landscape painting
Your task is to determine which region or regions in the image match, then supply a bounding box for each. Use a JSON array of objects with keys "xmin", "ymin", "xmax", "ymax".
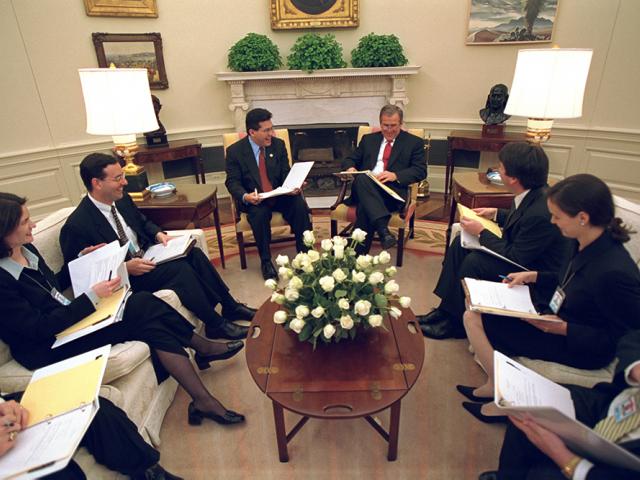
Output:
[
  {"xmin": 466, "ymin": 0, "xmax": 559, "ymax": 45},
  {"xmin": 92, "ymin": 32, "xmax": 168, "ymax": 89}
]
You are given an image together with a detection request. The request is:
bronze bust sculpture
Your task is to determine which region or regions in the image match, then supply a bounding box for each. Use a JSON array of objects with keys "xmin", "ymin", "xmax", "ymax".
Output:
[
  {"xmin": 479, "ymin": 84, "xmax": 510, "ymax": 125},
  {"xmin": 144, "ymin": 95, "xmax": 168, "ymax": 147}
]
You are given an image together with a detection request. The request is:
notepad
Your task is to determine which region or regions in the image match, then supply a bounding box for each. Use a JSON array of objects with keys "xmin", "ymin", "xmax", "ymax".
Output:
[
  {"xmin": 143, "ymin": 234, "xmax": 195, "ymax": 265},
  {"xmin": 457, "ymin": 204, "xmax": 502, "ymax": 237},
  {"xmin": 258, "ymin": 161, "xmax": 315, "ymax": 199}
]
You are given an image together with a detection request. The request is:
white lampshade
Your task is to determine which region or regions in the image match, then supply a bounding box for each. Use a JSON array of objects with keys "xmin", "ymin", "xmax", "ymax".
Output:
[
  {"xmin": 78, "ymin": 68, "xmax": 158, "ymax": 136},
  {"xmin": 505, "ymin": 48, "xmax": 593, "ymax": 119}
]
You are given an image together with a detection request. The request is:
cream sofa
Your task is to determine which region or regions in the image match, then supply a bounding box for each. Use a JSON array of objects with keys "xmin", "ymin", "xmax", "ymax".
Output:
[
  {"xmin": 455, "ymin": 194, "xmax": 640, "ymax": 388},
  {"xmin": 0, "ymin": 207, "xmax": 208, "ymax": 478}
]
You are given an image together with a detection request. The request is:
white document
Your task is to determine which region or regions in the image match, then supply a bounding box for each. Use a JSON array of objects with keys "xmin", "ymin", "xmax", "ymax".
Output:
[
  {"xmin": 459, "ymin": 231, "xmax": 529, "ymax": 271},
  {"xmin": 143, "ymin": 234, "xmax": 193, "ymax": 265},
  {"xmin": 0, "ymin": 346, "xmax": 109, "ymax": 479},
  {"xmin": 493, "ymin": 352, "xmax": 640, "ymax": 472},
  {"xmin": 258, "ymin": 161, "xmax": 315, "ymax": 200},
  {"xmin": 464, "ymin": 278, "xmax": 539, "ymax": 315},
  {"xmin": 68, "ymin": 240, "xmax": 130, "ymax": 297}
]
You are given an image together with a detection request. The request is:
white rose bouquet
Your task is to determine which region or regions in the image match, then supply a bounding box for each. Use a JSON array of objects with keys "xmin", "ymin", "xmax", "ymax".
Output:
[{"xmin": 265, "ymin": 229, "xmax": 412, "ymax": 347}]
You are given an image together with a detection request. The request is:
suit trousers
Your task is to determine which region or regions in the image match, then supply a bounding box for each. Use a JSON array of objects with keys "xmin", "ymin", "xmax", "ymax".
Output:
[
  {"xmin": 350, "ymin": 175, "xmax": 403, "ymax": 251},
  {"xmin": 434, "ymin": 237, "xmax": 516, "ymax": 326},
  {"xmin": 245, "ymin": 194, "xmax": 311, "ymax": 261},
  {"xmin": 497, "ymin": 385, "xmax": 637, "ymax": 480},
  {"xmin": 19, "ymin": 292, "xmax": 193, "ymax": 380},
  {"xmin": 43, "ymin": 397, "xmax": 159, "ymax": 479},
  {"xmin": 130, "ymin": 248, "xmax": 233, "ymax": 329}
]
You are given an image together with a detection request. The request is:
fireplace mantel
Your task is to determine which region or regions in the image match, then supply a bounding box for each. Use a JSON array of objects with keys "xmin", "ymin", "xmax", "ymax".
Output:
[{"xmin": 216, "ymin": 66, "xmax": 421, "ymax": 131}]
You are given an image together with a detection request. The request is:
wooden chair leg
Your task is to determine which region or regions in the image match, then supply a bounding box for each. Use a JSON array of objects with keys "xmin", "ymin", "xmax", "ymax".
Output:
[
  {"xmin": 330, "ymin": 219, "xmax": 338, "ymax": 237},
  {"xmin": 237, "ymin": 232, "xmax": 247, "ymax": 270},
  {"xmin": 396, "ymin": 227, "xmax": 405, "ymax": 267}
]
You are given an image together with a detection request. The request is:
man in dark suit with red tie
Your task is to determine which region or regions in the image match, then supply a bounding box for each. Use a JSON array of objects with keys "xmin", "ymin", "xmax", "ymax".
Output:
[
  {"xmin": 342, "ymin": 104, "xmax": 427, "ymax": 252},
  {"xmin": 224, "ymin": 108, "xmax": 312, "ymax": 280}
]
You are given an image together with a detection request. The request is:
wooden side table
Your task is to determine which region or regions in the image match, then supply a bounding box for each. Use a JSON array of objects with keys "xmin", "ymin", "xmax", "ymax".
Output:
[
  {"xmin": 445, "ymin": 172, "xmax": 514, "ymax": 249},
  {"xmin": 137, "ymin": 184, "xmax": 225, "ymax": 268},
  {"xmin": 136, "ymin": 139, "xmax": 205, "ymax": 184},
  {"xmin": 246, "ymin": 300, "xmax": 424, "ymax": 462},
  {"xmin": 445, "ymin": 130, "xmax": 526, "ymax": 203}
]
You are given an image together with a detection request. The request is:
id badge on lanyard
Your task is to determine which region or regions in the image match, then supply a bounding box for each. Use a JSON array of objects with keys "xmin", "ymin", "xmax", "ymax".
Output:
[
  {"xmin": 548, "ymin": 287, "xmax": 565, "ymax": 314},
  {"xmin": 51, "ymin": 287, "xmax": 71, "ymax": 306}
]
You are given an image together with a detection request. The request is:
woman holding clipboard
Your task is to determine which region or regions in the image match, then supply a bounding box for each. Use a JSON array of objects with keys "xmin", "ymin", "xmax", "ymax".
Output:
[{"xmin": 458, "ymin": 174, "xmax": 640, "ymax": 423}]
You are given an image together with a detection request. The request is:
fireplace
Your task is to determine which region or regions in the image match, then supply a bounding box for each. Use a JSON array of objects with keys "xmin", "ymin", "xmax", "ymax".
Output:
[{"xmin": 284, "ymin": 123, "xmax": 365, "ymax": 196}]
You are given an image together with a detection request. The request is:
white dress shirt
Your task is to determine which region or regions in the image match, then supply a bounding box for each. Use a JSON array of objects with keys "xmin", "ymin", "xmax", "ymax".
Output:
[{"xmin": 88, "ymin": 194, "xmax": 141, "ymax": 254}]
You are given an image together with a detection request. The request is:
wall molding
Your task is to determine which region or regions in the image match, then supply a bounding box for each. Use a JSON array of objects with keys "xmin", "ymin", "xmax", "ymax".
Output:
[{"xmin": 2, "ymin": 119, "xmax": 639, "ymax": 217}]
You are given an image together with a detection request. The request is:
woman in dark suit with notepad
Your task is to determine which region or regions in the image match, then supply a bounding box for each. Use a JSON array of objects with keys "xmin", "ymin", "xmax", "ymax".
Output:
[
  {"xmin": 0, "ymin": 193, "xmax": 245, "ymax": 429},
  {"xmin": 458, "ymin": 175, "xmax": 640, "ymax": 422}
]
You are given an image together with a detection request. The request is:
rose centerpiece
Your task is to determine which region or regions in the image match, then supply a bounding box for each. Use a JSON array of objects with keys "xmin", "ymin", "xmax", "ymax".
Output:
[{"xmin": 265, "ymin": 229, "xmax": 411, "ymax": 347}]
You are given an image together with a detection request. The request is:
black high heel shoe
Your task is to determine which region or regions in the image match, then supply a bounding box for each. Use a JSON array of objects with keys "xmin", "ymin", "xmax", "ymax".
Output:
[
  {"xmin": 456, "ymin": 385, "xmax": 493, "ymax": 402},
  {"xmin": 194, "ymin": 340, "xmax": 244, "ymax": 370},
  {"xmin": 187, "ymin": 401, "xmax": 245, "ymax": 426},
  {"xmin": 462, "ymin": 401, "xmax": 507, "ymax": 424}
]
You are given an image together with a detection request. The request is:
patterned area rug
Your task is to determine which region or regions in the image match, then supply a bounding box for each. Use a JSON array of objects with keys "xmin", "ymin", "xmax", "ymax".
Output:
[{"xmin": 204, "ymin": 215, "xmax": 446, "ymax": 261}]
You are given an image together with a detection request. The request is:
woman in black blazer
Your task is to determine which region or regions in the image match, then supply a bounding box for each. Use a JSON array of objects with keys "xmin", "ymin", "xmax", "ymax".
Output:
[
  {"xmin": 0, "ymin": 193, "xmax": 245, "ymax": 427},
  {"xmin": 458, "ymin": 174, "xmax": 640, "ymax": 421}
]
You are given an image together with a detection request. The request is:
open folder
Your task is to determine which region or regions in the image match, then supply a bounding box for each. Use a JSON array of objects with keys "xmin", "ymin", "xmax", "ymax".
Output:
[
  {"xmin": 493, "ymin": 351, "xmax": 640, "ymax": 472},
  {"xmin": 461, "ymin": 278, "xmax": 561, "ymax": 322},
  {"xmin": 258, "ymin": 161, "xmax": 314, "ymax": 200},
  {"xmin": 0, "ymin": 346, "xmax": 110, "ymax": 479},
  {"xmin": 143, "ymin": 234, "xmax": 196, "ymax": 265},
  {"xmin": 338, "ymin": 170, "xmax": 405, "ymax": 202},
  {"xmin": 52, "ymin": 287, "xmax": 131, "ymax": 349}
]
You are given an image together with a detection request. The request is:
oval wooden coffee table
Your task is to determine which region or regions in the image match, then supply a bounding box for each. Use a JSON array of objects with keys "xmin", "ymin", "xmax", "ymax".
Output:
[{"xmin": 246, "ymin": 300, "xmax": 424, "ymax": 462}]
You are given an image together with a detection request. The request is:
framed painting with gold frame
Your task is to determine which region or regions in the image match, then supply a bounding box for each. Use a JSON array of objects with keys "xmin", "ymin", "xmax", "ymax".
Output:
[
  {"xmin": 270, "ymin": 0, "xmax": 359, "ymax": 30},
  {"xmin": 83, "ymin": 0, "xmax": 158, "ymax": 18},
  {"xmin": 92, "ymin": 32, "xmax": 168, "ymax": 89}
]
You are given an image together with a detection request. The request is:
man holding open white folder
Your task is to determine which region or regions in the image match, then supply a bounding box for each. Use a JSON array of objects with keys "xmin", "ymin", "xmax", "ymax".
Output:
[{"xmin": 482, "ymin": 330, "xmax": 640, "ymax": 480}]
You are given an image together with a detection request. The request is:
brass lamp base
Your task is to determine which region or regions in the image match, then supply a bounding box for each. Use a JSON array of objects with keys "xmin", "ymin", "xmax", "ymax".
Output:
[{"xmin": 114, "ymin": 140, "xmax": 149, "ymax": 201}]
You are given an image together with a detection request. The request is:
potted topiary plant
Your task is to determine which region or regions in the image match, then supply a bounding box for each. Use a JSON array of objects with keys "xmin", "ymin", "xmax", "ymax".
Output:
[
  {"xmin": 287, "ymin": 33, "xmax": 347, "ymax": 72},
  {"xmin": 351, "ymin": 33, "xmax": 408, "ymax": 68},
  {"xmin": 228, "ymin": 33, "xmax": 282, "ymax": 72}
]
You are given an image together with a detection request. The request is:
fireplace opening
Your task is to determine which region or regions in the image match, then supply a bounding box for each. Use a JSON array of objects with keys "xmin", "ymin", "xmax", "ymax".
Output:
[{"xmin": 281, "ymin": 123, "xmax": 366, "ymax": 199}]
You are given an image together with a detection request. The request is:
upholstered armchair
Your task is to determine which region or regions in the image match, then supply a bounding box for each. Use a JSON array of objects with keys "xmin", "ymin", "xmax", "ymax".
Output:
[
  {"xmin": 329, "ymin": 127, "xmax": 425, "ymax": 267},
  {"xmin": 222, "ymin": 129, "xmax": 309, "ymax": 269}
]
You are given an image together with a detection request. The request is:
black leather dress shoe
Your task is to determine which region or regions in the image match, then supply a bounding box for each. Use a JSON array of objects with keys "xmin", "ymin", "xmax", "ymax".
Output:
[
  {"xmin": 261, "ymin": 260, "xmax": 277, "ymax": 280},
  {"xmin": 194, "ymin": 340, "xmax": 244, "ymax": 370},
  {"xmin": 420, "ymin": 318, "xmax": 466, "ymax": 340},
  {"xmin": 133, "ymin": 464, "xmax": 183, "ymax": 480},
  {"xmin": 416, "ymin": 308, "xmax": 449, "ymax": 326},
  {"xmin": 478, "ymin": 471, "xmax": 499, "ymax": 480},
  {"xmin": 378, "ymin": 228, "xmax": 397, "ymax": 249},
  {"xmin": 205, "ymin": 321, "xmax": 249, "ymax": 340},
  {"xmin": 188, "ymin": 401, "xmax": 245, "ymax": 426},
  {"xmin": 462, "ymin": 402, "xmax": 507, "ymax": 424},
  {"xmin": 456, "ymin": 385, "xmax": 493, "ymax": 402},
  {"xmin": 222, "ymin": 303, "xmax": 257, "ymax": 321}
]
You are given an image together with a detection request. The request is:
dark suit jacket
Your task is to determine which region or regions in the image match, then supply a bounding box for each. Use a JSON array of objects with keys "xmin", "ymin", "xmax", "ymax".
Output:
[
  {"xmin": 341, "ymin": 130, "xmax": 427, "ymax": 201},
  {"xmin": 60, "ymin": 193, "xmax": 162, "ymax": 263},
  {"xmin": 571, "ymin": 330, "xmax": 640, "ymax": 479},
  {"xmin": 478, "ymin": 186, "xmax": 569, "ymax": 273},
  {"xmin": 0, "ymin": 244, "xmax": 95, "ymax": 369},
  {"xmin": 536, "ymin": 232, "xmax": 640, "ymax": 369},
  {"xmin": 224, "ymin": 136, "xmax": 291, "ymax": 211}
]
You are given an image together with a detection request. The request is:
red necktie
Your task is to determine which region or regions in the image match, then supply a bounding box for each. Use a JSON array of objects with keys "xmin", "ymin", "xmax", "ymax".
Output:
[
  {"xmin": 382, "ymin": 140, "xmax": 392, "ymax": 170},
  {"xmin": 259, "ymin": 147, "xmax": 273, "ymax": 192}
]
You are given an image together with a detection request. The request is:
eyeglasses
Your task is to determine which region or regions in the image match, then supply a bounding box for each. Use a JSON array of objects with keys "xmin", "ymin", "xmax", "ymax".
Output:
[{"xmin": 103, "ymin": 174, "xmax": 125, "ymax": 183}]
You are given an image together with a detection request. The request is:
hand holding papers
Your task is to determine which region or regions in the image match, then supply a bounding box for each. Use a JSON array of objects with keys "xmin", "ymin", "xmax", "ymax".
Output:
[
  {"xmin": 258, "ymin": 161, "xmax": 314, "ymax": 200},
  {"xmin": 458, "ymin": 204, "xmax": 502, "ymax": 237},
  {"xmin": 68, "ymin": 240, "xmax": 129, "ymax": 298},
  {"xmin": 0, "ymin": 346, "xmax": 109, "ymax": 479},
  {"xmin": 143, "ymin": 234, "xmax": 195, "ymax": 265},
  {"xmin": 494, "ymin": 351, "xmax": 640, "ymax": 472},
  {"xmin": 462, "ymin": 278, "xmax": 560, "ymax": 321}
]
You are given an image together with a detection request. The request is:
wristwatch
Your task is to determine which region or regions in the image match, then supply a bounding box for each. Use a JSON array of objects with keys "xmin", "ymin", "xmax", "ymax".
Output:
[{"xmin": 561, "ymin": 456, "xmax": 582, "ymax": 479}]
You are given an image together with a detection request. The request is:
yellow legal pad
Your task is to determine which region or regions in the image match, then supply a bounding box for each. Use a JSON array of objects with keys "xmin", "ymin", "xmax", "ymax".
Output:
[
  {"xmin": 20, "ymin": 357, "xmax": 104, "ymax": 427},
  {"xmin": 457, "ymin": 204, "xmax": 503, "ymax": 238},
  {"xmin": 56, "ymin": 287, "xmax": 127, "ymax": 338}
]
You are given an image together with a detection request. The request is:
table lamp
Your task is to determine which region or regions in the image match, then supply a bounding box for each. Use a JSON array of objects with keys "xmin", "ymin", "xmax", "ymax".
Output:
[
  {"xmin": 504, "ymin": 48, "xmax": 593, "ymax": 143},
  {"xmin": 78, "ymin": 67, "xmax": 159, "ymax": 200}
]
